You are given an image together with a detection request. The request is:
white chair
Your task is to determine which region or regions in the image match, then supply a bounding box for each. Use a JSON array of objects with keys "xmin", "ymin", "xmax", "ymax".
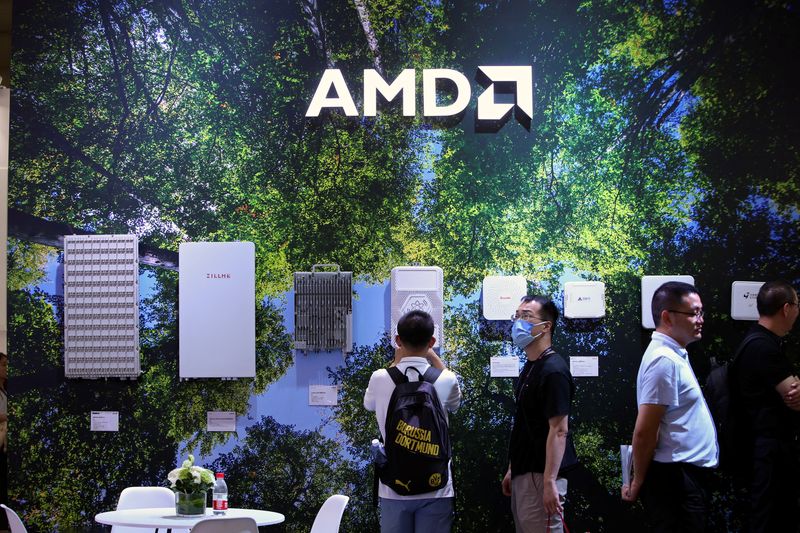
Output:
[
  {"xmin": 309, "ymin": 494, "xmax": 350, "ymax": 533},
  {"xmin": 113, "ymin": 486, "xmax": 188, "ymax": 533},
  {"xmin": 190, "ymin": 516, "xmax": 258, "ymax": 533},
  {"xmin": 1, "ymin": 503, "xmax": 29, "ymax": 533}
]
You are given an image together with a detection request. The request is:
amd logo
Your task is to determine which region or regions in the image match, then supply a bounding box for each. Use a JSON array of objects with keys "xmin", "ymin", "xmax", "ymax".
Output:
[{"xmin": 305, "ymin": 66, "xmax": 533, "ymax": 130}]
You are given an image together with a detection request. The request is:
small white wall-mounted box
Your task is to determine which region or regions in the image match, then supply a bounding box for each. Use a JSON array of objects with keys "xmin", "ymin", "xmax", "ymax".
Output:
[
  {"xmin": 641, "ymin": 275, "xmax": 696, "ymax": 329},
  {"xmin": 482, "ymin": 275, "xmax": 527, "ymax": 320},
  {"xmin": 564, "ymin": 281, "xmax": 606, "ymax": 319},
  {"xmin": 731, "ymin": 281, "xmax": 764, "ymax": 320},
  {"xmin": 391, "ymin": 266, "xmax": 444, "ymax": 348},
  {"xmin": 179, "ymin": 242, "xmax": 256, "ymax": 379}
]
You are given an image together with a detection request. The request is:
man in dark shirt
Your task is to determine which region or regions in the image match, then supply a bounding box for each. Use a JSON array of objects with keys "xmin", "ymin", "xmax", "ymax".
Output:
[
  {"xmin": 501, "ymin": 295, "xmax": 578, "ymax": 532},
  {"xmin": 732, "ymin": 280, "xmax": 800, "ymax": 533}
]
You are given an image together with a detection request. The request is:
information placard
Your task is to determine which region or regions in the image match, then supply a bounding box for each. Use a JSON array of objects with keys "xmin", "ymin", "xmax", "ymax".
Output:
[
  {"xmin": 490, "ymin": 357, "xmax": 520, "ymax": 378},
  {"xmin": 309, "ymin": 385, "xmax": 339, "ymax": 406},
  {"xmin": 90, "ymin": 411, "xmax": 119, "ymax": 432},
  {"xmin": 570, "ymin": 356, "xmax": 599, "ymax": 377},
  {"xmin": 207, "ymin": 411, "xmax": 237, "ymax": 432}
]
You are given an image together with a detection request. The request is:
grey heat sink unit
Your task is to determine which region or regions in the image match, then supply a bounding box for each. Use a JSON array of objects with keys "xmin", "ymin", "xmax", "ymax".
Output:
[{"xmin": 293, "ymin": 264, "xmax": 353, "ymax": 353}]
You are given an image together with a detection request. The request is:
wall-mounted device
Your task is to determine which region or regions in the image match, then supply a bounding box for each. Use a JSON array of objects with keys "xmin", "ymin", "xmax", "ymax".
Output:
[
  {"xmin": 482, "ymin": 275, "xmax": 527, "ymax": 320},
  {"xmin": 731, "ymin": 281, "xmax": 764, "ymax": 320},
  {"xmin": 179, "ymin": 241, "xmax": 256, "ymax": 378},
  {"xmin": 391, "ymin": 266, "xmax": 444, "ymax": 348},
  {"xmin": 294, "ymin": 264, "xmax": 353, "ymax": 353},
  {"xmin": 564, "ymin": 281, "xmax": 606, "ymax": 319},
  {"xmin": 63, "ymin": 234, "xmax": 140, "ymax": 379},
  {"xmin": 641, "ymin": 275, "xmax": 695, "ymax": 329}
]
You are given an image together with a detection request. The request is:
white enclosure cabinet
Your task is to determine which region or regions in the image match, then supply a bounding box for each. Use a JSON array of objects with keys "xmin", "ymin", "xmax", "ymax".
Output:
[{"xmin": 179, "ymin": 242, "xmax": 256, "ymax": 378}]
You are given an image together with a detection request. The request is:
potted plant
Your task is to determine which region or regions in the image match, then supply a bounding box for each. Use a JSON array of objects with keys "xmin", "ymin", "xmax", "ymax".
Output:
[{"xmin": 167, "ymin": 454, "xmax": 215, "ymax": 516}]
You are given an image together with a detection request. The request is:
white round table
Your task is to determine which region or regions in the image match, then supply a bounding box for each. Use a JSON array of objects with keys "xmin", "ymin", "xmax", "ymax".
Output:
[{"xmin": 95, "ymin": 507, "xmax": 285, "ymax": 529}]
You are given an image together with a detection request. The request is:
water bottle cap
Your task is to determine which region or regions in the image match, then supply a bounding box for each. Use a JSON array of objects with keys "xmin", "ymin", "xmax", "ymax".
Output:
[{"xmin": 216, "ymin": 473, "xmax": 224, "ymax": 478}]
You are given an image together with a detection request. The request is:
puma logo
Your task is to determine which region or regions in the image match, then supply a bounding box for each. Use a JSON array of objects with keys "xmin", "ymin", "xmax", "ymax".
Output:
[{"xmin": 394, "ymin": 479, "xmax": 411, "ymax": 491}]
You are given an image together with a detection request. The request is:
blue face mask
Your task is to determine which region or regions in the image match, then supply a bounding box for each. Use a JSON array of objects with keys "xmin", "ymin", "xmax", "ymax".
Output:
[{"xmin": 511, "ymin": 319, "xmax": 547, "ymax": 349}]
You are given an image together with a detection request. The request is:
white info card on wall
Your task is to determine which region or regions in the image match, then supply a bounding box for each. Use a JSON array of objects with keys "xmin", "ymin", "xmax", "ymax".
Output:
[{"xmin": 179, "ymin": 242, "xmax": 256, "ymax": 378}]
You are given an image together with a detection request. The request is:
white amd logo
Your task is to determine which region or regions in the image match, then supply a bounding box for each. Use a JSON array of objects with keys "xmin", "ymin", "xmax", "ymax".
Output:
[{"xmin": 305, "ymin": 66, "xmax": 533, "ymax": 129}]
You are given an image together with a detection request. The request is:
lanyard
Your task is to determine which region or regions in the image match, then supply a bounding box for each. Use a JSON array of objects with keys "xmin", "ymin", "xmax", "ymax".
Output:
[{"xmin": 515, "ymin": 346, "xmax": 555, "ymax": 404}]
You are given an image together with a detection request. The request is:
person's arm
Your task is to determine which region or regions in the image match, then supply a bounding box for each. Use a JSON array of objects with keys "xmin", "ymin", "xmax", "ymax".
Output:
[
  {"xmin": 542, "ymin": 414, "xmax": 568, "ymax": 515},
  {"xmin": 501, "ymin": 464, "xmax": 512, "ymax": 496},
  {"xmin": 363, "ymin": 373, "xmax": 377, "ymax": 412},
  {"xmin": 776, "ymin": 376, "xmax": 800, "ymax": 411},
  {"xmin": 425, "ymin": 348, "xmax": 445, "ymax": 370},
  {"xmin": 621, "ymin": 403, "xmax": 665, "ymax": 502}
]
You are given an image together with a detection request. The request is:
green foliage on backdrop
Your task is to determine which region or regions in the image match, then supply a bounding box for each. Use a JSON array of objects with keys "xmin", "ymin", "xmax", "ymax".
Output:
[{"xmin": 7, "ymin": 0, "xmax": 799, "ymax": 531}]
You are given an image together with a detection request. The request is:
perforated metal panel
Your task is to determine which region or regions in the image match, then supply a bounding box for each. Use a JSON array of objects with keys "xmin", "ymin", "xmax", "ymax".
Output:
[
  {"xmin": 63, "ymin": 234, "xmax": 140, "ymax": 379},
  {"xmin": 294, "ymin": 265, "xmax": 353, "ymax": 353}
]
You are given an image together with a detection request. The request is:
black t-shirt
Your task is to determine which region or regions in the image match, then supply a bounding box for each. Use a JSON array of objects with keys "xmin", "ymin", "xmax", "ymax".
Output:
[
  {"xmin": 733, "ymin": 324, "xmax": 799, "ymax": 439},
  {"xmin": 508, "ymin": 350, "xmax": 579, "ymax": 477}
]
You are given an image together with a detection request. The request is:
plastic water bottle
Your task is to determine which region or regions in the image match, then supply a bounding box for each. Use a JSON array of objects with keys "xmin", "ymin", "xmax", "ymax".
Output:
[
  {"xmin": 212, "ymin": 472, "xmax": 228, "ymax": 515},
  {"xmin": 371, "ymin": 438, "xmax": 387, "ymax": 468}
]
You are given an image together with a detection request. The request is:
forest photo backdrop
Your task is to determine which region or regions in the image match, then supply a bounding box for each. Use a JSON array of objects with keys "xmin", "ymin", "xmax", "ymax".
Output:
[{"xmin": 7, "ymin": 0, "xmax": 800, "ymax": 531}]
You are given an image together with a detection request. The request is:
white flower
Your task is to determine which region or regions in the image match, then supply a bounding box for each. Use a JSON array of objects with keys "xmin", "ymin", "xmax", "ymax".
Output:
[
  {"xmin": 168, "ymin": 455, "xmax": 215, "ymax": 493},
  {"xmin": 167, "ymin": 468, "xmax": 182, "ymax": 485}
]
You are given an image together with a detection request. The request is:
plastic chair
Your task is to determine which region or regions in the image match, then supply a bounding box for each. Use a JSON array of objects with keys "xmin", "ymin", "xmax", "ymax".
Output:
[
  {"xmin": 190, "ymin": 516, "xmax": 258, "ymax": 533},
  {"xmin": 1, "ymin": 503, "xmax": 29, "ymax": 533},
  {"xmin": 309, "ymin": 494, "xmax": 350, "ymax": 533},
  {"xmin": 113, "ymin": 486, "xmax": 188, "ymax": 533}
]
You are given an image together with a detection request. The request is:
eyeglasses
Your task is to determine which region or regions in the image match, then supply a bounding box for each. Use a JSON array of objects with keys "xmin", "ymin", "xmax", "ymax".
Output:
[
  {"xmin": 512, "ymin": 312, "xmax": 546, "ymax": 322},
  {"xmin": 667, "ymin": 309, "xmax": 705, "ymax": 319}
]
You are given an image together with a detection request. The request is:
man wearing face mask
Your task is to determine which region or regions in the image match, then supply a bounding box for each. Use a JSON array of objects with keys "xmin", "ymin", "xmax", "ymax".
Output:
[{"xmin": 501, "ymin": 295, "xmax": 578, "ymax": 533}]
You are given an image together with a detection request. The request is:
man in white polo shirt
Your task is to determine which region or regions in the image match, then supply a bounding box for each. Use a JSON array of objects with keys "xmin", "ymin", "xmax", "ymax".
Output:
[{"xmin": 622, "ymin": 281, "xmax": 718, "ymax": 532}]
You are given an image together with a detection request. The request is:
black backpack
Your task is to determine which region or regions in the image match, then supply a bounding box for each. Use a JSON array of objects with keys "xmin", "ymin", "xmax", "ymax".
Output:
[
  {"xmin": 378, "ymin": 366, "xmax": 451, "ymax": 496},
  {"xmin": 704, "ymin": 331, "xmax": 767, "ymax": 469}
]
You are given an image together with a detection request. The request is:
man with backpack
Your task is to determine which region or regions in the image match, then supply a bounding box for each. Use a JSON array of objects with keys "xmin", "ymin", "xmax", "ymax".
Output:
[
  {"xmin": 730, "ymin": 280, "xmax": 800, "ymax": 532},
  {"xmin": 364, "ymin": 310, "xmax": 462, "ymax": 533},
  {"xmin": 501, "ymin": 295, "xmax": 578, "ymax": 533}
]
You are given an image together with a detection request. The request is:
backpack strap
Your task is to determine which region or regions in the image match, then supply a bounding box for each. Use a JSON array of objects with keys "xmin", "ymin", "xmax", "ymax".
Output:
[
  {"xmin": 421, "ymin": 366, "xmax": 443, "ymax": 384},
  {"xmin": 387, "ymin": 365, "xmax": 442, "ymax": 384},
  {"xmin": 731, "ymin": 330, "xmax": 772, "ymax": 367},
  {"xmin": 386, "ymin": 366, "xmax": 408, "ymax": 385}
]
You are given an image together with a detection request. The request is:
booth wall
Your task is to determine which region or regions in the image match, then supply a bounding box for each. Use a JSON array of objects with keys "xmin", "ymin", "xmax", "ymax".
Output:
[{"xmin": 6, "ymin": 1, "xmax": 800, "ymax": 531}]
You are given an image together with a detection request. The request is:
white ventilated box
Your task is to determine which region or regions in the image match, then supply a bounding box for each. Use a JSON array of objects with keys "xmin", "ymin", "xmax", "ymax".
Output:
[
  {"xmin": 641, "ymin": 275, "xmax": 695, "ymax": 329},
  {"xmin": 390, "ymin": 266, "xmax": 444, "ymax": 348},
  {"xmin": 179, "ymin": 242, "xmax": 256, "ymax": 378},
  {"xmin": 564, "ymin": 281, "xmax": 606, "ymax": 319},
  {"xmin": 482, "ymin": 276, "xmax": 527, "ymax": 320},
  {"xmin": 63, "ymin": 234, "xmax": 140, "ymax": 379},
  {"xmin": 731, "ymin": 281, "xmax": 764, "ymax": 320}
]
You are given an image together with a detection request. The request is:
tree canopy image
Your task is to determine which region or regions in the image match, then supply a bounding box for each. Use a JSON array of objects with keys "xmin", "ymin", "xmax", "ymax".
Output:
[{"xmin": 6, "ymin": 0, "xmax": 799, "ymax": 531}]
